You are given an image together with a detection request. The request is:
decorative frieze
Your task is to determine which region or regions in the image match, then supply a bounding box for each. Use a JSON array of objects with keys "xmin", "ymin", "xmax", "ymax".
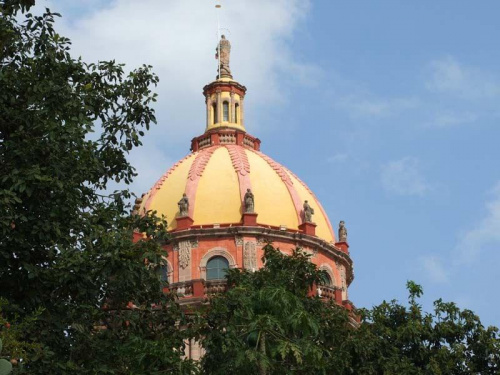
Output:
[
  {"xmin": 178, "ymin": 240, "xmax": 191, "ymax": 270},
  {"xmin": 256, "ymin": 236, "xmax": 268, "ymax": 245},
  {"xmin": 243, "ymin": 241, "xmax": 257, "ymax": 271}
]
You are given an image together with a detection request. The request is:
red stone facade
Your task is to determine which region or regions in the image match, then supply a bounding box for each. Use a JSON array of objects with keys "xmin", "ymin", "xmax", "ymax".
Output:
[{"xmin": 150, "ymin": 223, "xmax": 353, "ymax": 307}]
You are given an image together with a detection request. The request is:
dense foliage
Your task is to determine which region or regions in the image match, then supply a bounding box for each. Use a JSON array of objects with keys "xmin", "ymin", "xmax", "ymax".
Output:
[
  {"xmin": 0, "ymin": 2, "xmax": 196, "ymax": 373},
  {"xmin": 200, "ymin": 246, "xmax": 500, "ymax": 375},
  {"xmin": 1, "ymin": 2, "xmax": 499, "ymax": 374},
  {"xmin": 352, "ymin": 282, "xmax": 500, "ymax": 374},
  {"xmin": 199, "ymin": 244, "xmax": 354, "ymax": 375}
]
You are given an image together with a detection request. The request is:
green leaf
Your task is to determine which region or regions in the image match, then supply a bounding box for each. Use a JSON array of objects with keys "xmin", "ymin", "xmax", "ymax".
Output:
[{"xmin": 0, "ymin": 359, "xmax": 12, "ymax": 375}]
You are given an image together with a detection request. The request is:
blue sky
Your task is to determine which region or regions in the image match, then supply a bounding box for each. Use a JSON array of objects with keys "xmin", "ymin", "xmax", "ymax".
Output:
[{"xmin": 42, "ymin": 0, "xmax": 500, "ymax": 327}]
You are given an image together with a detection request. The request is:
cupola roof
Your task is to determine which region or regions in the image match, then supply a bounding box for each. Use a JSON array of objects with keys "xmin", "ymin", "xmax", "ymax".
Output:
[{"xmin": 139, "ymin": 36, "xmax": 337, "ymax": 244}]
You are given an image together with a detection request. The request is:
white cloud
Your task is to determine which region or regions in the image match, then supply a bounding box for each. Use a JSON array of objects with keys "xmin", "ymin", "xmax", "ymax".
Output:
[
  {"xmin": 336, "ymin": 94, "xmax": 418, "ymax": 119},
  {"xmin": 41, "ymin": 0, "xmax": 314, "ymax": 194},
  {"xmin": 426, "ymin": 56, "xmax": 500, "ymax": 99},
  {"xmin": 326, "ymin": 153, "xmax": 348, "ymax": 163},
  {"xmin": 420, "ymin": 255, "xmax": 450, "ymax": 284},
  {"xmin": 53, "ymin": 0, "xmax": 313, "ymax": 136},
  {"xmin": 381, "ymin": 157, "xmax": 430, "ymax": 196},
  {"xmin": 456, "ymin": 182, "xmax": 500, "ymax": 263},
  {"xmin": 428, "ymin": 111, "xmax": 478, "ymax": 128}
]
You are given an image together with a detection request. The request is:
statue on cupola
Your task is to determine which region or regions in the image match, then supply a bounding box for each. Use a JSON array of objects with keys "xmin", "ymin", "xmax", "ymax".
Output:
[{"xmin": 216, "ymin": 35, "xmax": 232, "ymax": 79}]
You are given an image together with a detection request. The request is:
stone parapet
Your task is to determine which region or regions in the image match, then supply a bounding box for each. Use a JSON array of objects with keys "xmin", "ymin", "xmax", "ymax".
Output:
[{"xmin": 191, "ymin": 129, "xmax": 261, "ymax": 152}]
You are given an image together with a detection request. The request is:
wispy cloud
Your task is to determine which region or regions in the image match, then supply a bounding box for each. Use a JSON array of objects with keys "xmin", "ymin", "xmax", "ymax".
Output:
[
  {"xmin": 336, "ymin": 94, "xmax": 419, "ymax": 119},
  {"xmin": 44, "ymin": 0, "xmax": 314, "ymax": 193},
  {"xmin": 426, "ymin": 56, "xmax": 500, "ymax": 99},
  {"xmin": 55, "ymin": 0, "xmax": 314, "ymax": 131},
  {"xmin": 456, "ymin": 182, "xmax": 500, "ymax": 263},
  {"xmin": 326, "ymin": 153, "xmax": 348, "ymax": 163},
  {"xmin": 419, "ymin": 255, "xmax": 450, "ymax": 284},
  {"xmin": 427, "ymin": 111, "xmax": 479, "ymax": 128},
  {"xmin": 381, "ymin": 157, "xmax": 430, "ymax": 196}
]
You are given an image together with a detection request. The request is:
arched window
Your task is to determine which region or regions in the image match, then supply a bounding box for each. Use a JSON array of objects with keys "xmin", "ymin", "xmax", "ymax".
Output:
[
  {"xmin": 223, "ymin": 101, "xmax": 229, "ymax": 122},
  {"xmin": 235, "ymin": 103, "xmax": 239, "ymax": 123},
  {"xmin": 157, "ymin": 263, "xmax": 169, "ymax": 282},
  {"xmin": 212, "ymin": 103, "xmax": 217, "ymax": 124},
  {"xmin": 206, "ymin": 256, "xmax": 229, "ymax": 280}
]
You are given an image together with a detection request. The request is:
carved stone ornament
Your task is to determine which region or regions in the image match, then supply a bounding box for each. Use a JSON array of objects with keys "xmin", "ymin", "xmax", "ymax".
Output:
[
  {"xmin": 303, "ymin": 200, "xmax": 314, "ymax": 223},
  {"xmin": 338, "ymin": 220, "xmax": 348, "ymax": 242},
  {"xmin": 340, "ymin": 265, "xmax": 346, "ymax": 291},
  {"xmin": 256, "ymin": 236, "xmax": 268, "ymax": 245},
  {"xmin": 178, "ymin": 193, "xmax": 189, "ymax": 217},
  {"xmin": 235, "ymin": 236, "xmax": 244, "ymax": 246},
  {"xmin": 244, "ymin": 188, "xmax": 255, "ymax": 213},
  {"xmin": 178, "ymin": 240, "xmax": 191, "ymax": 270},
  {"xmin": 243, "ymin": 241, "xmax": 257, "ymax": 270},
  {"xmin": 190, "ymin": 238, "xmax": 199, "ymax": 248}
]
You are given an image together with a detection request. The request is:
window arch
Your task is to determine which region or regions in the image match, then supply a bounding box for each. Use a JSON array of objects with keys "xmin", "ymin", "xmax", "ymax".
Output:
[
  {"xmin": 319, "ymin": 264, "xmax": 336, "ymax": 287},
  {"xmin": 206, "ymin": 256, "xmax": 229, "ymax": 280},
  {"xmin": 222, "ymin": 101, "xmax": 229, "ymax": 122},
  {"xmin": 212, "ymin": 103, "xmax": 217, "ymax": 124}
]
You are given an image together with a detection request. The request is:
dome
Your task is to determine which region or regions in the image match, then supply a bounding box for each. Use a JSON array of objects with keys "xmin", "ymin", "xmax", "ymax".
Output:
[
  {"xmin": 132, "ymin": 36, "xmax": 355, "ymax": 341},
  {"xmin": 140, "ymin": 144, "xmax": 336, "ymax": 243}
]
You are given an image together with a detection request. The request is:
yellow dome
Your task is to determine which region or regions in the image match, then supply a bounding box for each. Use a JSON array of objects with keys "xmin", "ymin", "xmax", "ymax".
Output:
[{"xmin": 140, "ymin": 145, "xmax": 336, "ymax": 243}]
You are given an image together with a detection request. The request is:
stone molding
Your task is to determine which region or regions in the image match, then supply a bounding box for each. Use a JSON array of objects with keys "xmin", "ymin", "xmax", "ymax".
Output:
[{"xmin": 168, "ymin": 226, "xmax": 354, "ymax": 285}]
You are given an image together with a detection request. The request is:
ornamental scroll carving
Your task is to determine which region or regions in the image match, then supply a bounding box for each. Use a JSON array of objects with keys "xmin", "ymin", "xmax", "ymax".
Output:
[
  {"xmin": 178, "ymin": 240, "xmax": 191, "ymax": 270},
  {"xmin": 235, "ymin": 236, "xmax": 244, "ymax": 246},
  {"xmin": 339, "ymin": 265, "xmax": 346, "ymax": 292},
  {"xmin": 243, "ymin": 241, "xmax": 257, "ymax": 271},
  {"xmin": 256, "ymin": 236, "xmax": 268, "ymax": 245}
]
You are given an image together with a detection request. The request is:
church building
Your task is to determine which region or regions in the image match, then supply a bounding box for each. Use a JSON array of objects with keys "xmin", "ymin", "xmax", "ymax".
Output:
[{"xmin": 133, "ymin": 35, "xmax": 355, "ymax": 358}]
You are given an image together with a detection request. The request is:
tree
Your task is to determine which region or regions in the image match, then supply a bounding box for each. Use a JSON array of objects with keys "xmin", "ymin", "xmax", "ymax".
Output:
[
  {"xmin": 199, "ymin": 245, "xmax": 500, "ymax": 375},
  {"xmin": 199, "ymin": 244, "xmax": 354, "ymax": 375},
  {"xmin": 0, "ymin": 2, "xmax": 197, "ymax": 373},
  {"xmin": 349, "ymin": 281, "xmax": 500, "ymax": 374}
]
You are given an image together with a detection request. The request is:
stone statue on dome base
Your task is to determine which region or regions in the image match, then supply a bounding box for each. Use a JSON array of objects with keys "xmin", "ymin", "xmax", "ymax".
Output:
[
  {"xmin": 338, "ymin": 220, "xmax": 348, "ymax": 242},
  {"xmin": 216, "ymin": 35, "xmax": 232, "ymax": 79},
  {"xmin": 244, "ymin": 188, "xmax": 254, "ymax": 213},
  {"xmin": 303, "ymin": 200, "xmax": 314, "ymax": 223},
  {"xmin": 178, "ymin": 193, "xmax": 189, "ymax": 217}
]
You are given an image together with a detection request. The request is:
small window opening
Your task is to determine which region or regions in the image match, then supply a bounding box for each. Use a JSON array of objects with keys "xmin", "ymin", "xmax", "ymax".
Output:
[
  {"xmin": 206, "ymin": 256, "xmax": 229, "ymax": 280},
  {"xmin": 223, "ymin": 101, "xmax": 229, "ymax": 122},
  {"xmin": 157, "ymin": 263, "xmax": 169, "ymax": 282},
  {"xmin": 212, "ymin": 103, "xmax": 217, "ymax": 124},
  {"xmin": 235, "ymin": 103, "xmax": 239, "ymax": 123},
  {"xmin": 322, "ymin": 272, "xmax": 333, "ymax": 286}
]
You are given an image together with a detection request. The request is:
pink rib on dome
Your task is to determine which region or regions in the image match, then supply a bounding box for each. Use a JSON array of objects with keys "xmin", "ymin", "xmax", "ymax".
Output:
[
  {"xmin": 225, "ymin": 145, "xmax": 252, "ymax": 204},
  {"xmin": 249, "ymin": 149, "xmax": 303, "ymax": 225},
  {"xmin": 144, "ymin": 153, "xmax": 193, "ymax": 212},
  {"xmin": 285, "ymin": 168, "xmax": 336, "ymax": 242},
  {"xmin": 184, "ymin": 146, "xmax": 218, "ymax": 217}
]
